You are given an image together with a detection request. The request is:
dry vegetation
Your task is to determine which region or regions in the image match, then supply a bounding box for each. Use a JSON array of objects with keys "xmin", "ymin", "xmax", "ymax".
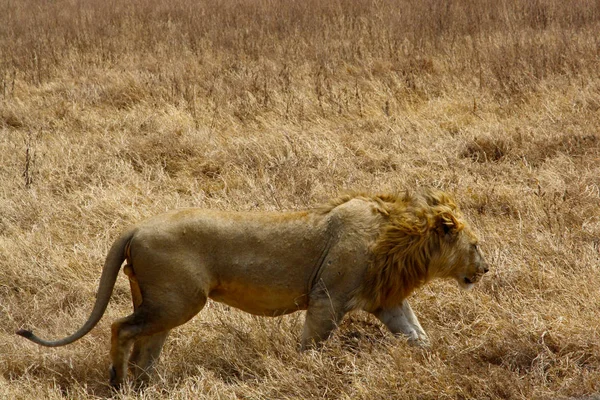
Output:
[{"xmin": 1, "ymin": 0, "xmax": 599, "ymax": 398}]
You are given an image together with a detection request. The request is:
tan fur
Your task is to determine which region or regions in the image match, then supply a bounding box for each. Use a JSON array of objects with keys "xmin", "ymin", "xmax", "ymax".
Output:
[
  {"xmin": 17, "ymin": 188, "xmax": 488, "ymax": 387},
  {"xmin": 360, "ymin": 190, "xmax": 474, "ymax": 309}
]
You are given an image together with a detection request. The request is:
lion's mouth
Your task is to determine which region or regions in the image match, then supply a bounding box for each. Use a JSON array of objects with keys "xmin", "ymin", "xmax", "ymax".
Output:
[{"xmin": 457, "ymin": 275, "xmax": 477, "ymax": 290}]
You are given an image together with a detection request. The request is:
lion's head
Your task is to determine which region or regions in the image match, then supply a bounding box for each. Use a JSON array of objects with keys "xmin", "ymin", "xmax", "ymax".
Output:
[
  {"xmin": 363, "ymin": 188, "xmax": 489, "ymax": 308},
  {"xmin": 420, "ymin": 189, "xmax": 489, "ymax": 291}
]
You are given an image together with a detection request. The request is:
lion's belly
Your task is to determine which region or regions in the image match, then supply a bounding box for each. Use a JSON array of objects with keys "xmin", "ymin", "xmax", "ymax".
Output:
[{"xmin": 208, "ymin": 282, "xmax": 309, "ymax": 316}]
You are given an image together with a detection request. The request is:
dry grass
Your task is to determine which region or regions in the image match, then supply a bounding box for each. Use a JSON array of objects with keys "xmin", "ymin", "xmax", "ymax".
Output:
[{"xmin": 1, "ymin": 0, "xmax": 599, "ymax": 398}]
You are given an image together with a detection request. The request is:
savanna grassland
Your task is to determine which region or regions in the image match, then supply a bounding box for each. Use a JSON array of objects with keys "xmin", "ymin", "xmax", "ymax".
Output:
[{"xmin": 1, "ymin": 0, "xmax": 599, "ymax": 398}]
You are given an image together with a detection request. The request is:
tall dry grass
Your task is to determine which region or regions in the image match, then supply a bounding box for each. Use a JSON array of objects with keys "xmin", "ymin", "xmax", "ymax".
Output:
[{"xmin": 1, "ymin": 0, "xmax": 599, "ymax": 398}]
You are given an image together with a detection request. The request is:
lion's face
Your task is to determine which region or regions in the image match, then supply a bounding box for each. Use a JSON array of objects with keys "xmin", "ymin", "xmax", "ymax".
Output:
[
  {"xmin": 429, "ymin": 213, "xmax": 489, "ymax": 290},
  {"xmin": 451, "ymin": 230, "xmax": 489, "ymax": 290}
]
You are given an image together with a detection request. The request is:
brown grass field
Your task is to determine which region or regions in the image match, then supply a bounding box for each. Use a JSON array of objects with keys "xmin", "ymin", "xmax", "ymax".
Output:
[{"xmin": 1, "ymin": 0, "xmax": 600, "ymax": 398}]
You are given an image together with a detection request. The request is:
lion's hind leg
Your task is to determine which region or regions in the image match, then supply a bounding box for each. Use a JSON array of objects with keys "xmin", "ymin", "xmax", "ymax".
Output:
[
  {"xmin": 110, "ymin": 313, "xmax": 144, "ymax": 389},
  {"xmin": 129, "ymin": 330, "xmax": 170, "ymax": 386},
  {"xmin": 110, "ymin": 293, "xmax": 208, "ymax": 388}
]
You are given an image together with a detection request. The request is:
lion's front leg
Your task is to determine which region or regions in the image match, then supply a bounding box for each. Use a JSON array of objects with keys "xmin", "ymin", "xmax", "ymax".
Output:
[
  {"xmin": 374, "ymin": 300, "xmax": 430, "ymax": 347},
  {"xmin": 300, "ymin": 292, "xmax": 347, "ymax": 350}
]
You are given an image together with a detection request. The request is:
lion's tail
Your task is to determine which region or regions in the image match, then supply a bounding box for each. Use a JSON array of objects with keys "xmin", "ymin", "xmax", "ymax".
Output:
[{"xmin": 16, "ymin": 228, "xmax": 136, "ymax": 347}]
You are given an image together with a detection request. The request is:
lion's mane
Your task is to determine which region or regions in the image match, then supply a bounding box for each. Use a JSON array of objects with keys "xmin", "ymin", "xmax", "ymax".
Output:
[{"xmin": 321, "ymin": 189, "xmax": 466, "ymax": 309}]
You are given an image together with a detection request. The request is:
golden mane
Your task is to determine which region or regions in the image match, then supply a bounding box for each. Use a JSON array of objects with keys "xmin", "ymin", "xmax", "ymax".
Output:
[{"xmin": 359, "ymin": 189, "xmax": 466, "ymax": 309}]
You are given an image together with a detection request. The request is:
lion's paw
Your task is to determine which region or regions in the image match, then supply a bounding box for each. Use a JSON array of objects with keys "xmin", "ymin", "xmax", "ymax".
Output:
[
  {"xmin": 109, "ymin": 365, "xmax": 122, "ymax": 390},
  {"xmin": 406, "ymin": 331, "xmax": 431, "ymax": 348}
]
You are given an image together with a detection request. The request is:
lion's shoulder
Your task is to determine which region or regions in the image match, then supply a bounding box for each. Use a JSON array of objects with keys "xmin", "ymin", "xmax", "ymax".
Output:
[{"xmin": 314, "ymin": 192, "xmax": 403, "ymax": 216}]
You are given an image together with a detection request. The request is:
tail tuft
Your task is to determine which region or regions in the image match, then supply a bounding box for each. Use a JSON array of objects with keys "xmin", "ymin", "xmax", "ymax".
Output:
[{"xmin": 16, "ymin": 329, "xmax": 34, "ymax": 339}]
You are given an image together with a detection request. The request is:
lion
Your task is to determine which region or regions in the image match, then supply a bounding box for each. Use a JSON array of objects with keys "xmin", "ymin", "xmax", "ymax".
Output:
[{"xmin": 17, "ymin": 188, "xmax": 488, "ymax": 388}]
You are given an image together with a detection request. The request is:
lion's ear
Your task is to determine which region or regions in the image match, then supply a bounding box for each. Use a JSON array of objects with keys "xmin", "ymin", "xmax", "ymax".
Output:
[{"xmin": 435, "ymin": 211, "xmax": 463, "ymax": 241}]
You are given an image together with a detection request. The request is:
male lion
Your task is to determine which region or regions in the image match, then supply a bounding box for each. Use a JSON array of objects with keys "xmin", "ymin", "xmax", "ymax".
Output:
[{"xmin": 17, "ymin": 188, "xmax": 488, "ymax": 387}]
